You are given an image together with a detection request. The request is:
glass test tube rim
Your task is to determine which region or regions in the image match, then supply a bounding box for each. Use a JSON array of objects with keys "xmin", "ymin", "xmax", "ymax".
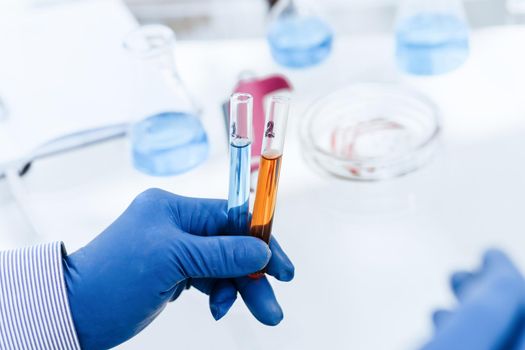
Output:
[
  {"xmin": 300, "ymin": 82, "xmax": 442, "ymax": 163},
  {"xmin": 261, "ymin": 95, "xmax": 291, "ymax": 158},
  {"xmin": 229, "ymin": 93, "xmax": 253, "ymax": 146},
  {"xmin": 268, "ymin": 95, "xmax": 291, "ymax": 106}
]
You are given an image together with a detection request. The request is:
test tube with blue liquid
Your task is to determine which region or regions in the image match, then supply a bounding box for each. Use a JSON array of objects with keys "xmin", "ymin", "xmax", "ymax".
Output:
[
  {"xmin": 395, "ymin": 0, "xmax": 470, "ymax": 75},
  {"xmin": 124, "ymin": 25, "xmax": 208, "ymax": 176},
  {"xmin": 267, "ymin": 0, "xmax": 333, "ymax": 68},
  {"xmin": 227, "ymin": 93, "xmax": 253, "ymax": 235}
]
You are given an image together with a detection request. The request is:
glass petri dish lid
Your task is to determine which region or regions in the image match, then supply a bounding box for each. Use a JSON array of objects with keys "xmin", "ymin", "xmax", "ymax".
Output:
[{"xmin": 300, "ymin": 83, "xmax": 441, "ymax": 180}]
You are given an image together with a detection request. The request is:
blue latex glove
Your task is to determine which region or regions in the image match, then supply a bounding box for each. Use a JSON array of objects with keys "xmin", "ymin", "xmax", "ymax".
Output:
[
  {"xmin": 422, "ymin": 249, "xmax": 525, "ymax": 350},
  {"xmin": 63, "ymin": 188, "xmax": 294, "ymax": 350}
]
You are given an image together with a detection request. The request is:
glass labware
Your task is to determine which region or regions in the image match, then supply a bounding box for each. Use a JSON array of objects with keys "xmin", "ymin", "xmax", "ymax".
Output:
[
  {"xmin": 267, "ymin": 0, "xmax": 333, "ymax": 68},
  {"xmin": 123, "ymin": 24, "xmax": 208, "ymax": 176},
  {"xmin": 395, "ymin": 0, "xmax": 470, "ymax": 75},
  {"xmin": 300, "ymin": 83, "xmax": 441, "ymax": 180}
]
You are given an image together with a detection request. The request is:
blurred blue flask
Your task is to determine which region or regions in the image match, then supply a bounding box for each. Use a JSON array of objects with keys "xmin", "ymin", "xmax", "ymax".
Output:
[
  {"xmin": 267, "ymin": 0, "xmax": 333, "ymax": 68},
  {"xmin": 124, "ymin": 25, "xmax": 208, "ymax": 176},
  {"xmin": 395, "ymin": 0, "xmax": 470, "ymax": 75}
]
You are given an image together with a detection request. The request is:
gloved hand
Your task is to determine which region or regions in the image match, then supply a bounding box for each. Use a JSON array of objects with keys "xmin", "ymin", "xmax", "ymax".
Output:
[
  {"xmin": 422, "ymin": 249, "xmax": 525, "ymax": 350},
  {"xmin": 63, "ymin": 188, "xmax": 294, "ymax": 350}
]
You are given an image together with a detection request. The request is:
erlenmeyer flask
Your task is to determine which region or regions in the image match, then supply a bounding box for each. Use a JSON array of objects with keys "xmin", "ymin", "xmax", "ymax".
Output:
[
  {"xmin": 395, "ymin": 0, "xmax": 470, "ymax": 75},
  {"xmin": 123, "ymin": 25, "xmax": 208, "ymax": 176},
  {"xmin": 267, "ymin": 0, "xmax": 333, "ymax": 68}
]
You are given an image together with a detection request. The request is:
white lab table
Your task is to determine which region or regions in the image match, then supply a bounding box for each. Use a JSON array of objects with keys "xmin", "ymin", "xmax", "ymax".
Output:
[{"xmin": 1, "ymin": 1, "xmax": 525, "ymax": 349}]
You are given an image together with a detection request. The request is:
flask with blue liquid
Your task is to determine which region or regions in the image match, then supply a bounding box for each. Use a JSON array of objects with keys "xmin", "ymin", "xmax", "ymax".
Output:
[
  {"xmin": 123, "ymin": 25, "xmax": 208, "ymax": 176},
  {"xmin": 395, "ymin": 0, "xmax": 470, "ymax": 75},
  {"xmin": 267, "ymin": 0, "xmax": 333, "ymax": 68}
]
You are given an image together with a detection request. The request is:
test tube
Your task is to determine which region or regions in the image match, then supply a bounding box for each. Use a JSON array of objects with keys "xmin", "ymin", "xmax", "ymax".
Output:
[
  {"xmin": 227, "ymin": 93, "xmax": 253, "ymax": 234},
  {"xmin": 249, "ymin": 96, "xmax": 290, "ymax": 277}
]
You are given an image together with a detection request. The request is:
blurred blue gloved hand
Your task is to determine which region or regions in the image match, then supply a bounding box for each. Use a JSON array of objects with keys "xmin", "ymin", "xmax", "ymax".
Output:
[
  {"xmin": 63, "ymin": 188, "xmax": 294, "ymax": 350},
  {"xmin": 422, "ymin": 249, "xmax": 525, "ymax": 350}
]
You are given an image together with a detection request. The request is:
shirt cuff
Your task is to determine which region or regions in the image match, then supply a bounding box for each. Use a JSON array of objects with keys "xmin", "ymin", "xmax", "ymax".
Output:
[{"xmin": 0, "ymin": 242, "xmax": 81, "ymax": 350}]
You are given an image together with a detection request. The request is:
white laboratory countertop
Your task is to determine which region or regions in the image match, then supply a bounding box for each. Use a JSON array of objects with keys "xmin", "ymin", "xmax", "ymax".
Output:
[{"xmin": 1, "ymin": 1, "xmax": 525, "ymax": 349}]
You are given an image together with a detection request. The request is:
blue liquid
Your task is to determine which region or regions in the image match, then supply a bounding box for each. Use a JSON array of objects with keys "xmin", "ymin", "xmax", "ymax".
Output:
[
  {"xmin": 396, "ymin": 13, "xmax": 469, "ymax": 75},
  {"xmin": 267, "ymin": 16, "xmax": 333, "ymax": 68},
  {"xmin": 131, "ymin": 112, "xmax": 209, "ymax": 176},
  {"xmin": 227, "ymin": 141, "xmax": 251, "ymax": 234}
]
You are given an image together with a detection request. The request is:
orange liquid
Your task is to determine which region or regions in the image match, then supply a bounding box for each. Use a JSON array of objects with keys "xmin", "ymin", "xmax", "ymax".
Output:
[
  {"xmin": 250, "ymin": 153, "xmax": 282, "ymax": 243},
  {"xmin": 249, "ymin": 153, "xmax": 282, "ymax": 278}
]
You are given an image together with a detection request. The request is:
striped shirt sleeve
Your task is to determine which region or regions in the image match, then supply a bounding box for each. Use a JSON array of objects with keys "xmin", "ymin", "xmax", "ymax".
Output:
[{"xmin": 0, "ymin": 242, "xmax": 81, "ymax": 350}]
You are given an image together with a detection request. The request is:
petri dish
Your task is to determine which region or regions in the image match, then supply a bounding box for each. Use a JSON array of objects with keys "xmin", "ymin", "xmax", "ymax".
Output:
[{"xmin": 300, "ymin": 83, "xmax": 441, "ymax": 180}]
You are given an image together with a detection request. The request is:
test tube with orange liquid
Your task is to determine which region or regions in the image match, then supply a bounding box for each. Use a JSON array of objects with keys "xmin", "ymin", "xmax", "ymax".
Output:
[{"xmin": 249, "ymin": 96, "xmax": 290, "ymax": 278}]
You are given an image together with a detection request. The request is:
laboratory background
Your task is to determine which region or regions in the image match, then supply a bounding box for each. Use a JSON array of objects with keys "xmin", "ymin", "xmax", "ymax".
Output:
[{"xmin": 1, "ymin": 0, "xmax": 525, "ymax": 349}]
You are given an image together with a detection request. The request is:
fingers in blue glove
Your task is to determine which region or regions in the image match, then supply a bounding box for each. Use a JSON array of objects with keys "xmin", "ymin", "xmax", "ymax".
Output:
[
  {"xmin": 188, "ymin": 278, "xmax": 237, "ymax": 320},
  {"xmin": 205, "ymin": 236, "xmax": 294, "ymax": 322},
  {"xmin": 209, "ymin": 280, "xmax": 238, "ymax": 320},
  {"xmin": 450, "ymin": 271, "xmax": 475, "ymax": 301},
  {"xmin": 193, "ymin": 277, "xmax": 280, "ymax": 323},
  {"xmin": 432, "ymin": 309, "xmax": 453, "ymax": 331},
  {"xmin": 202, "ymin": 276, "xmax": 285, "ymax": 325},
  {"xmin": 449, "ymin": 250, "xmax": 525, "ymax": 303},
  {"xmin": 266, "ymin": 238, "xmax": 295, "ymax": 282},
  {"xmin": 483, "ymin": 249, "xmax": 524, "ymax": 278},
  {"xmin": 151, "ymin": 189, "xmax": 229, "ymax": 236},
  {"xmin": 174, "ymin": 234, "xmax": 271, "ymax": 278},
  {"xmin": 235, "ymin": 276, "xmax": 283, "ymax": 326},
  {"xmin": 157, "ymin": 192, "xmax": 292, "ymax": 325},
  {"xmin": 167, "ymin": 194, "xmax": 294, "ymax": 280},
  {"xmin": 166, "ymin": 193, "xmax": 295, "ymax": 282},
  {"xmin": 423, "ymin": 249, "xmax": 525, "ymax": 350}
]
